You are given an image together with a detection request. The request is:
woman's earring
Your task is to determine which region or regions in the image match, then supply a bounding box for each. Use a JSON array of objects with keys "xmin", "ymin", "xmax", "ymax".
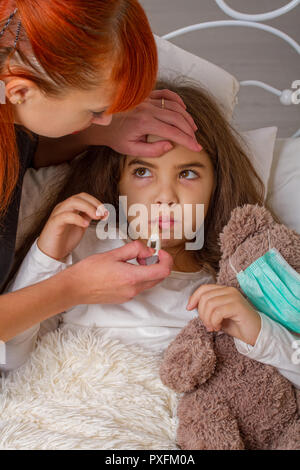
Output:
[{"xmin": 17, "ymin": 100, "xmax": 23, "ymax": 105}]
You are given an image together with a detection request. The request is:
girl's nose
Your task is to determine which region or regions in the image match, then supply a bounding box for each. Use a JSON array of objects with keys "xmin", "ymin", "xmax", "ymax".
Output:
[
  {"xmin": 155, "ymin": 200, "xmax": 177, "ymax": 207},
  {"xmin": 154, "ymin": 188, "xmax": 179, "ymax": 207}
]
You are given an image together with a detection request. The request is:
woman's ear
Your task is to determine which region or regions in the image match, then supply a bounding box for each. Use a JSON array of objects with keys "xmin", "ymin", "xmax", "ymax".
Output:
[{"xmin": 5, "ymin": 77, "xmax": 38, "ymax": 105}]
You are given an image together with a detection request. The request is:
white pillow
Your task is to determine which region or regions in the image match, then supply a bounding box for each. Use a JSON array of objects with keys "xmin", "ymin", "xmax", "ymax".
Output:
[
  {"xmin": 239, "ymin": 127, "xmax": 278, "ymax": 200},
  {"xmin": 266, "ymin": 138, "xmax": 300, "ymax": 234},
  {"xmin": 155, "ymin": 34, "xmax": 240, "ymax": 121}
]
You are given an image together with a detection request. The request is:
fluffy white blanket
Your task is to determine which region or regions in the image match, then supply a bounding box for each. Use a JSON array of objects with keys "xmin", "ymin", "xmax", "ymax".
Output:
[{"xmin": 0, "ymin": 326, "xmax": 179, "ymax": 450}]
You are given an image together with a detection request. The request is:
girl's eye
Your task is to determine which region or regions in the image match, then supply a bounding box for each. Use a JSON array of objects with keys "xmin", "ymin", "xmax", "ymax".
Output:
[
  {"xmin": 133, "ymin": 167, "xmax": 152, "ymax": 178},
  {"xmin": 179, "ymin": 169, "xmax": 199, "ymax": 179}
]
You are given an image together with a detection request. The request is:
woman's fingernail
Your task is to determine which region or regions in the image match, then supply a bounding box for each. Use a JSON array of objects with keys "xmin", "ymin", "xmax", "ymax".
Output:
[
  {"xmin": 96, "ymin": 205, "xmax": 109, "ymax": 218},
  {"xmin": 186, "ymin": 303, "xmax": 191, "ymax": 310},
  {"xmin": 96, "ymin": 206, "xmax": 104, "ymax": 217}
]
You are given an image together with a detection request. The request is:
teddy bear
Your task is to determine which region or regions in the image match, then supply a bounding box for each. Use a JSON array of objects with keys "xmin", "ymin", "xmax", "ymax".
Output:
[{"xmin": 159, "ymin": 204, "xmax": 300, "ymax": 450}]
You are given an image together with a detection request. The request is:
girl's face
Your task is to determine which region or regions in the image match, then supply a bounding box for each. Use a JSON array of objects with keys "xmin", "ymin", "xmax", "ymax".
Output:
[{"xmin": 119, "ymin": 136, "xmax": 215, "ymax": 251}]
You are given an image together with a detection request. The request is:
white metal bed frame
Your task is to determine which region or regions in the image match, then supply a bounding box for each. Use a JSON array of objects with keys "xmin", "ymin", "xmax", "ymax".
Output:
[{"xmin": 162, "ymin": 0, "xmax": 300, "ymax": 138}]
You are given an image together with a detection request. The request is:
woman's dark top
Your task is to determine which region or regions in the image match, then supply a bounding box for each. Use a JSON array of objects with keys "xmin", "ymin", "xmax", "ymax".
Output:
[{"xmin": 0, "ymin": 126, "xmax": 39, "ymax": 292}]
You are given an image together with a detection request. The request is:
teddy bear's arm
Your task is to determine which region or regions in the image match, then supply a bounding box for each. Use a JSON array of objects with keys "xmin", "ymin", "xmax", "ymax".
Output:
[{"xmin": 159, "ymin": 317, "xmax": 216, "ymax": 393}]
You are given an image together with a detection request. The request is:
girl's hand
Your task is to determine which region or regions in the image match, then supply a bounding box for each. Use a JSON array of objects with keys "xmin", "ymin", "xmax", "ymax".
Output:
[
  {"xmin": 86, "ymin": 89, "xmax": 202, "ymax": 157},
  {"xmin": 37, "ymin": 193, "xmax": 108, "ymax": 262},
  {"xmin": 186, "ymin": 284, "xmax": 261, "ymax": 346}
]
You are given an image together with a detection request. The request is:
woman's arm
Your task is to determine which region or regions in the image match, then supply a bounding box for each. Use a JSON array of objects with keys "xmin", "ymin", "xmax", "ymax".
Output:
[
  {"xmin": 234, "ymin": 312, "xmax": 300, "ymax": 389},
  {"xmin": 0, "ymin": 240, "xmax": 173, "ymax": 361},
  {"xmin": 0, "ymin": 274, "xmax": 69, "ymax": 341},
  {"xmin": 0, "ymin": 240, "xmax": 72, "ymax": 371}
]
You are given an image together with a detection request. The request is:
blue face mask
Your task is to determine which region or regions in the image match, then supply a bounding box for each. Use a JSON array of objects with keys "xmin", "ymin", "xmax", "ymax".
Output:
[{"xmin": 229, "ymin": 230, "xmax": 300, "ymax": 333}]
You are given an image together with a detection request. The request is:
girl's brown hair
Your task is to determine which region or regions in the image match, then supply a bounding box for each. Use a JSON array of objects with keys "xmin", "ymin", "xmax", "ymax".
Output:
[
  {"xmin": 0, "ymin": 0, "xmax": 158, "ymax": 219},
  {"xmin": 4, "ymin": 77, "xmax": 280, "ymax": 291}
]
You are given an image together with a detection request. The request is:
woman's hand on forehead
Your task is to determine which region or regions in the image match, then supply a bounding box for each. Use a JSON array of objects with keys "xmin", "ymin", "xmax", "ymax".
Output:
[{"xmin": 84, "ymin": 89, "xmax": 202, "ymax": 158}]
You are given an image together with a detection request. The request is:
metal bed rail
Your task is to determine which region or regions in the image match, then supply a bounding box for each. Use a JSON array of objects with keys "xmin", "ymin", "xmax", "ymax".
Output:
[{"xmin": 162, "ymin": 0, "xmax": 300, "ymax": 138}]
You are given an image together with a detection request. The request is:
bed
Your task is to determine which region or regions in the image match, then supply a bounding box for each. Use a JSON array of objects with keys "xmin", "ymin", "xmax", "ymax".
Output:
[{"xmin": 0, "ymin": 1, "xmax": 299, "ymax": 450}]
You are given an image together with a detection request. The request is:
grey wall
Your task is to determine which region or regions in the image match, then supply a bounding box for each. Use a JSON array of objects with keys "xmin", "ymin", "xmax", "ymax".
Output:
[{"xmin": 139, "ymin": 0, "xmax": 300, "ymax": 137}]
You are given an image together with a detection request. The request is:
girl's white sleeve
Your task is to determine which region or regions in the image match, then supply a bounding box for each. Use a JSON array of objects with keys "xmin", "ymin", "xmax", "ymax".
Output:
[
  {"xmin": 0, "ymin": 239, "xmax": 72, "ymax": 373},
  {"xmin": 234, "ymin": 312, "xmax": 300, "ymax": 389}
]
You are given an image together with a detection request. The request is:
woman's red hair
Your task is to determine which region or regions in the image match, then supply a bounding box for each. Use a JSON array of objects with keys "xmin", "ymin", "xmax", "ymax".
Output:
[{"xmin": 0, "ymin": 0, "xmax": 158, "ymax": 219}]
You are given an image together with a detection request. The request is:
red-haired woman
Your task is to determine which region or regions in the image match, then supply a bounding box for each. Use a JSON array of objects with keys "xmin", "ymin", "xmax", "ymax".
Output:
[{"xmin": 0, "ymin": 1, "xmax": 200, "ymax": 344}]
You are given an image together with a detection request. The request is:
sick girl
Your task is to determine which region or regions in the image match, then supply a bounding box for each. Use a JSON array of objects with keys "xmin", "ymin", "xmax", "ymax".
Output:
[{"xmin": 1, "ymin": 79, "xmax": 299, "ymax": 390}]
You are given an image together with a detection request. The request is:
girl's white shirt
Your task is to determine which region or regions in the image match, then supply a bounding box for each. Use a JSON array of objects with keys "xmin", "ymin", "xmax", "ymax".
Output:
[{"xmin": 1, "ymin": 226, "xmax": 300, "ymax": 390}]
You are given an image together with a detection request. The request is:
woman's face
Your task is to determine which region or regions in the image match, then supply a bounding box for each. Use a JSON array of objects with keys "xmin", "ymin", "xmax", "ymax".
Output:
[
  {"xmin": 5, "ymin": 71, "xmax": 115, "ymax": 137},
  {"xmin": 119, "ymin": 135, "xmax": 215, "ymax": 251}
]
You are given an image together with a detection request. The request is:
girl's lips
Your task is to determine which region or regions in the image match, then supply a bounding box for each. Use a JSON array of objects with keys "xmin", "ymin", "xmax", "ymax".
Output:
[
  {"xmin": 159, "ymin": 216, "xmax": 174, "ymax": 223},
  {"xmin": 159, "ymin": 220, "xmax": 175, "ymax": 229},
  {"xmin": 149, "ymin": 218, "xmax": 176, "ymax": 229}
]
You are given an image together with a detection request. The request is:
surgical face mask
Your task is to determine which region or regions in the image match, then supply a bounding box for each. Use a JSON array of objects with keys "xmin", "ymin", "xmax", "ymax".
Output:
[{"xmin": 229, "ymin": 230, "xmax": 300, "ymax": 333}]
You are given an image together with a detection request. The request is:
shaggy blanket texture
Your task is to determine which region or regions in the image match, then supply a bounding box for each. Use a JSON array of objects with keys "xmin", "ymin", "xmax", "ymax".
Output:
[{"xmin": 0, "ymin": 326, "xmax": 179, "ymax": 450}]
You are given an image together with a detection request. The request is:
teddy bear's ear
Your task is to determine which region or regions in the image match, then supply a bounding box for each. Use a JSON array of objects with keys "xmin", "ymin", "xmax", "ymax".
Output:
[{"xmin": 218, "ymin": 204, "xmax": 275, "ymax": 258}]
